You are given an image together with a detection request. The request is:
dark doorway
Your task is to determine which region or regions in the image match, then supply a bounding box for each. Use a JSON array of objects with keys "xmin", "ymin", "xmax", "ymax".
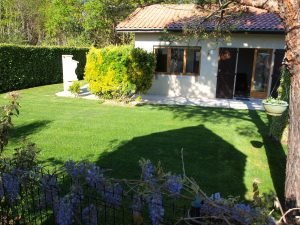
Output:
[
  {"xmin": 234, "ymin": 48, "xmax": 255, "ymax": 98},
  {"xmin": 216, "ymin": 48, "xmax": 237, "ymax": 99}
]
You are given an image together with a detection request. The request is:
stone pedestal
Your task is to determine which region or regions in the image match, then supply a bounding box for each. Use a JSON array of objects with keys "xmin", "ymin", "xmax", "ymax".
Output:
[{"xmin": 62, "ymin": 55, "xmax": 79, "ymax": 92}]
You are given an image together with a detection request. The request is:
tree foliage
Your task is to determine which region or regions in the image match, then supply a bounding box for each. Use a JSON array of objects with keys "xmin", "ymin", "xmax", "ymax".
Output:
[
  {"xmin": 0, "ymin": 0, "xmax": 46, "ymax": 45},
  {"xmin": 0, "ymin": 0, "xmax": 183, "ymax": 46}
]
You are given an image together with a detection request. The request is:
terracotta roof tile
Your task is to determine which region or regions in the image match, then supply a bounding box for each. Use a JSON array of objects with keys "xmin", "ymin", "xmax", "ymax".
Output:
[{"xmin": 116, "ymin": 4, "xmax": 285, "ymax": 33}]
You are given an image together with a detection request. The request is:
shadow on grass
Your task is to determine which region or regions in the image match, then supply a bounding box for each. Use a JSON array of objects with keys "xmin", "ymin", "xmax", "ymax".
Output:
[
  {"xmin": 248, "ymin": 110, "xmax": 287, "ymax": 204},
  {"xmin": 137, "ymin": 104, "xmax": 253, "ymax": 124},
  {"xmin": 9, "ymin": 120, "xmax": 52, "ymax": 141},
  {"xmin": 139, "ymin": 104, "xmax": 287, "ymax": 202},
  {"xmin": 97, "ymin": 125, "xmax": 247, "ymax": 198}
]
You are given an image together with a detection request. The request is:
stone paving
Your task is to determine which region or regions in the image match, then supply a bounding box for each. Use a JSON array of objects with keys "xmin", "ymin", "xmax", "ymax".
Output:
[{"xmin": 56, "ymin": 84, "xmax": 263, "ymax": 111}]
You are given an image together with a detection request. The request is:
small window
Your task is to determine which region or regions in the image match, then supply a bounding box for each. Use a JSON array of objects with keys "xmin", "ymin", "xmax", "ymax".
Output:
[
  {"xmin": 155, "ymin": 48, "xmax": 168, "ymax": 73},
  {"xmin": 186, "ymin": 48, "xmax": 200, "ymax": 74},
  {"xmin": 154, "ymin": 46, "xmax": 201, "ymax": 75}
]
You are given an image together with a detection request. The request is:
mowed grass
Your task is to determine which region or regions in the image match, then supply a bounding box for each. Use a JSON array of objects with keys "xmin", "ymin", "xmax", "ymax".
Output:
[{"xmin": 0, "ymin": 84, "xmax": 287, "ymax": 201}]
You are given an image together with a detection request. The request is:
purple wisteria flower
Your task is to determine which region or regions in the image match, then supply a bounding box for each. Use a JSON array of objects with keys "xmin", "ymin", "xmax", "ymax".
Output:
[
  {"xmin": 2, "ymin": 173, "xmax": 20, "ymax": 204},
  {"xmin": 200, "ymin": 201, "xmax": 226, "ymax": 218},
  {"xmin": 199, "ymin": 193, "xmax": 228, "ymax": 218},
  {"xmin": 267, "ymin": 217, "xmax": 276, "ymax": 225},
  {"xmin": 132, "ymin": 194, "xmax": 143, "ymax": 214},
  {"xmin": 231, "ymin": 203, "xmax": 259, "ymax": 225},
  {"xmin": 54, "ymin": 186, "xmax": 83, "ymax": 225},
  {"xmin": 70, "ymin": 184, "xmax": 84, "ymax": 206},
  {"xmin": 65, "ymin": 160, "xmax": 86, "ymax": 179},
  {"xmin": 82, "ymin": 204, "xmax": 98, "ymax": 225},
  {"xmin": 164, "ymin": 175, "xmax": 182, "ymax": 196},
  {"xmin": 141, "ymin": 160, "xmax": 154, "ymax": 181},
  {"xmin": 55, "ymin": 184, "xmax": 83, "ymax": 225},
  {"xmin": 85, "ymin": 163, "xmax": 105, "ymax": 189},
  {"xmin": 40, "ymin": 174, "xmax": 59, "ymax": 207},
  {"xmin": 209, "ymin": 192, "xmax": 222, "ymax": 201},
  {"xmin": 102, "ymin": 183, "xmax": 122, "ymax": 207},
  {"xmin": 56, "ymin": 195, "xmax": 74, "ymax": 225},
  {"xmin": 234, "ymin": 203, "xmax": 252, "ymax": 213},
  {"xmin": 0, "ymin": 180, "xmax": 4, "ymax": 198},
  {"xmin": 147, "ymin": 192, "xmax": 164, "ymax": 225}
]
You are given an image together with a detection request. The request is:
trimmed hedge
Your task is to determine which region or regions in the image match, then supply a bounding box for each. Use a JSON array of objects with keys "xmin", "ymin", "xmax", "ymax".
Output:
[
  {"xmin": 0, "ymin": 44, "xmax": 89, "ymax": 93},
  {"xmin": 84, "ymin": 46, "xmax": 156, "ymax": 99}
]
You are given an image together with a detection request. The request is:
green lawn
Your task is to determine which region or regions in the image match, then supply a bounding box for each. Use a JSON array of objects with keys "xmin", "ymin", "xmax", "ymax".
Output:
[{"xmin": 0, "ymin": 84, "xmax": 286, "ymax": 201}]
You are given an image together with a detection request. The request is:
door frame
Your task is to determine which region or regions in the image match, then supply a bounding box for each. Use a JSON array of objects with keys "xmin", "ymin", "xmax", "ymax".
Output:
[
  {"xmin": 232, "ymin": 49, "xmax": 240, "ymax": 98},
  {"xmin": 216, "ymin": 47, "xmax": 275, "ymax": 99},
  {"xmin": 249, "ymin": 49, "xmax": 273, "ymax": 99}
]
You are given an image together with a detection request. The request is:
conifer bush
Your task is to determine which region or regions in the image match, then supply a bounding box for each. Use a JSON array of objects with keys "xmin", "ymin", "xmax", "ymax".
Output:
[{"xmin": 84, "ymin": 46, "xmax": 156, "ymax": 99}]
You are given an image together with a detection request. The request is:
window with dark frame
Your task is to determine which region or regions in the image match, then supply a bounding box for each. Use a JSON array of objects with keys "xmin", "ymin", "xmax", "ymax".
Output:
[
  {"xmin": 170, "ymin": 48, "xmax": 184, "ymax": 73},
  {"xmin": 154, "ymin": 47, "xmax": 201, "ymax": 75},
  {"xmin": 154, "ymin": 48, "xmax": 168, "ymax": 73}
]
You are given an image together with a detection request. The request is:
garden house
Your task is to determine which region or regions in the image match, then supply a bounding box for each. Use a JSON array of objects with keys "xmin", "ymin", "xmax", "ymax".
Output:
[{"xmin": 116, "ymin": 4, "xmax": 286, "ymax": 99}]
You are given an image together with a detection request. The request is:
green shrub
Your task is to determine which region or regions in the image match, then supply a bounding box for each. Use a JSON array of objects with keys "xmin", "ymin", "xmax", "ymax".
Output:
[
  {"xmin": 84, "ymin": 45, "xmax": 156, "ymax": 99},
  {"xmin": 68, "ymin": 80, "xmax": 81, "ymax": 96},
  {"xmin": 0, "ymin": 91, "xmax": 20, "ymax": 153},
  {"xmin": 0, "ymin": 44, "xmax": 89, "ymax": 93}
]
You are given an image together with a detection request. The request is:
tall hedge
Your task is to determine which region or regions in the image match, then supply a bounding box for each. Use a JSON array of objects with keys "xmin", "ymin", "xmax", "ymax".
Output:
[
  {"xmin": 0, "ymin": 44, "xmax": 89, "ymax": 93},
  {"xmin": 84, "ymin": 46, "xmax": 156, "ymax": 99}
]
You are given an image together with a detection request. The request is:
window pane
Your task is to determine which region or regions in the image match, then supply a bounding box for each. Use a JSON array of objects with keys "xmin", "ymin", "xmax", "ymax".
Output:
[
  {"xmin": 186, "ymin": 49, "xmax": 200, "ymax": 74},
  {"xmin": 155, "ymin": 48, "xmax": 168, "ymax": 72},
  {"xmin": 253, "ymin": 50, "xmax": 271, "ymax": 92},
  {"xmin": 170, "ymin": 48, "xmax": 184, "ymax": 73}
]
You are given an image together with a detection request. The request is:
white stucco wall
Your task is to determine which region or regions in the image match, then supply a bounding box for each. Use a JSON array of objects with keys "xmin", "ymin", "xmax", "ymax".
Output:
[{"xmin": 135, "ymin": 32, "xmax": 285, "ymax": 99}]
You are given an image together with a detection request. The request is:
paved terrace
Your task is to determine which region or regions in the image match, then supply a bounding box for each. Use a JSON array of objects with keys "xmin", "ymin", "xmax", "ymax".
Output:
[{"xmin": 56, "ymin": 85, "xmax": 263, "ymax": 111}]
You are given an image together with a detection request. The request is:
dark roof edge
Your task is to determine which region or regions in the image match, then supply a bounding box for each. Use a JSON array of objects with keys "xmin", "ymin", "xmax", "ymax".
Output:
[
  {"xmin": 116, "ymin": 28, "xmax": 165, "ymax": 32},
  {"xmin": 231, "ymin": 30, "xmax": 285, "ymax": 34},
  {"xmin": 116, "ymin": 28, "xmax": 285, "ymax": 34}
]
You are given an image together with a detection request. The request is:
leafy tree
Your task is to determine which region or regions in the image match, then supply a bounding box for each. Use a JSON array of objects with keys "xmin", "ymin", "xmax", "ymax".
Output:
[
  {"xmin": 0, "ymin": 0, "xmax": 46, "ymax": 44},
  {"xmin": 0, "ymin": 0, "xmax": 25, "ymax": 44},
  {"xmin": 83, "ymin": 0, "xmax": 132, "ymax": 46},
  {"xmin": 44, "ymin": 0, "xmax": 89, "ymax": 46}
]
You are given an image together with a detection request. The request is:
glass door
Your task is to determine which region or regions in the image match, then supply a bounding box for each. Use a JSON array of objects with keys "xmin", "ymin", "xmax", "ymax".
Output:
[{"xmin": 250, "ymin": 49, "xmax": 273, "ymax": 98}]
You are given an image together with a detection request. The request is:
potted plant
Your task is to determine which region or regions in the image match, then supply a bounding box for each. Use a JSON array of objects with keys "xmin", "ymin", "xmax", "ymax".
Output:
[{"xmin": 262, "ymin": 97, "xmax": 288, "ymax": 116}]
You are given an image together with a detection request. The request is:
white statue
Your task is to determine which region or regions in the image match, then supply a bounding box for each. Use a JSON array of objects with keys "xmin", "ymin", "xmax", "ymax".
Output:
[{"xmin": 62, "ymin": 55, "xmax": 79, "ymax": 92}]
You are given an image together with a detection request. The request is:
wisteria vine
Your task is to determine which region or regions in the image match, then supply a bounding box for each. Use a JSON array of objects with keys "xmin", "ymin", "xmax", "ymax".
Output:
[{"xmin": 0, "ymin": 158, "xmax": 278, "ymax": 225}]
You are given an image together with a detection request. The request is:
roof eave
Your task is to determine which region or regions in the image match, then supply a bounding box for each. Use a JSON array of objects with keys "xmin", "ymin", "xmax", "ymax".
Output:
[
  {"xmin": 115, "ymin": 28, "xmax": 165, "ymax": 32},
  {"xmin": 231, "ymin": 29, "xmax": 285, "ymax": 34},
  {"xmin": 116, "ymin": 27, "xmax": 285, "ymax": 34}
]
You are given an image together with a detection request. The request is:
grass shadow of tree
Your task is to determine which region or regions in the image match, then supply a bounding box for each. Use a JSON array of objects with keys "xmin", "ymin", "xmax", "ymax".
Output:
[
  {"xmin": 97, "ymin": 125, "xmax": 247, "ymax": 198},
  {"xmin": 9, "ymin": 120, "xmax": 52, "ymax": 142},
  {"xmin": 248, "ymin": 110, "xmax": 287, "ymax": 204}
]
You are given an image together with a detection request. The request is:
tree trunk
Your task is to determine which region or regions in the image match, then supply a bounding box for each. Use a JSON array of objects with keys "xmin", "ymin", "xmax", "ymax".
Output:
[
  {"xmin": 280, "ymin": 0, "xmax": 300, "ymax": 209},
  {"xmin": 236, "ymin": 0, "xmax": 300, "ymax": 209},
  {"xmin": 285, "ymin": 27, "xmax": 300, "ymax": 209}
]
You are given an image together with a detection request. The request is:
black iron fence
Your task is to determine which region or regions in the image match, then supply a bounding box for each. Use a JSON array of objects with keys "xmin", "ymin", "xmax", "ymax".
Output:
[{"xmin": 0, "ymin": 167, "xmax": 189, "ymax": 225}]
